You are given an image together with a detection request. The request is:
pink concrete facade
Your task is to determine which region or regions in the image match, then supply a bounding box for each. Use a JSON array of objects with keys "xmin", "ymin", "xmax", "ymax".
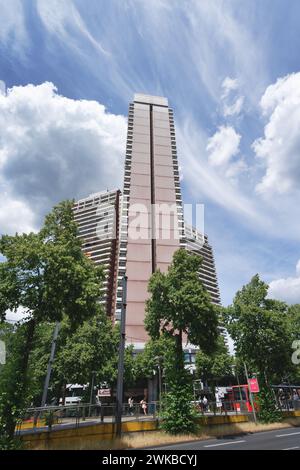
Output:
[{"xmin": 123, "ymin": 94, "xmax": 184, "ymax": 343}]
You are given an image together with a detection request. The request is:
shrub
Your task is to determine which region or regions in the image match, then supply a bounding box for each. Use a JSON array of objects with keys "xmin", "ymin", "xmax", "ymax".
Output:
[
  {"xmin": 159, "ymin": 384, "xmax": 199, "ymax": 435},
  {"xmin": 257, "ymin": 386, "xmax": 282, "ymax": 423}
]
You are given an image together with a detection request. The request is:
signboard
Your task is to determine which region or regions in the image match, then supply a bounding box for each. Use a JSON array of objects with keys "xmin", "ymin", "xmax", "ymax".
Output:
[
  {"xmin": 98, "ymin": 388, "xmax": 111, "ymax": 397},
  {"xmin": 249, "ymin": 378, "xmax": 260, "ymax": 393}
]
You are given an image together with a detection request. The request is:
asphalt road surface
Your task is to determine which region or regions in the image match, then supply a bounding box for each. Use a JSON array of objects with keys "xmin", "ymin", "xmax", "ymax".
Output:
[{"xmin": 151, "ymin": 428, "xmax": 300, "ymax": 450}]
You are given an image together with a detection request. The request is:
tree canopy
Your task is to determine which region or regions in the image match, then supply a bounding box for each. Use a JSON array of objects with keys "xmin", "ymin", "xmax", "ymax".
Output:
[
  {"xmin": 145, "ymin": 248, "xmax": 219, "ymax": 434},
  {"xmin": 0, "ymin": 200, "xmax": 104, "ymax": 439},
  {"xmin": 223, "ymin": 274, "xmax": 294, "ymax": 384}
]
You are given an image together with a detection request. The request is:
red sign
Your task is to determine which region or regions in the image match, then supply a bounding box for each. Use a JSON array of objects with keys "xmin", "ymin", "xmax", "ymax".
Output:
[{"xmin": 249, "ymin": 378, "xmax": 259, "ymax": 393}]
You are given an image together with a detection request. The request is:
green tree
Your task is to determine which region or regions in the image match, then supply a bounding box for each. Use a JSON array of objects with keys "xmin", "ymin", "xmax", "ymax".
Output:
[
  {"xmin": 145, "ymin": 249, "xmax": 218, "ymax": 368},
  {"xmin": 145, "ymin": 248, "xmax": 218, "ymax": 434},
  {"xmin": 223, "ymin": 275, "xmax": 292, "ymax": 384},
  {"xmin": 134, "ymin": 335, "xmax": 175, "ymax": 381},
  {"xmin": 54, "ymin": 308, "xmax": 115, "ymax": 386},
  {"xmin": 0, "ymin": 200, "xmax": 104, "ymax": 439},
  {"xmin": 53, "ymin": 310, "xmax": 136, "ymax": 399},
  {"xmin": 286, "ymin": 304, "xmax": 300, "ymax": 382},
  {"xmin": 223, "ymin": 275, "xmax": 294, "ymax": 423},
  {"xmin": 195, "ymin": 335, "xmax": 234, "ymax": 387},
  {"xmin": 0, "ymin": 322, "xmax": 28, "ymax": 448}
]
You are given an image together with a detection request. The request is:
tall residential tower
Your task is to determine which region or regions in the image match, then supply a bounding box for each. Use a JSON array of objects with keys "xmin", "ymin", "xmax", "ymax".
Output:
[
  {"xmin": 116, "ymin": 94, "xmax": 185, "ymax": 343},
  {"xmin": 74, "ymin": 94, "xmax": 220, "ymax": 347}
]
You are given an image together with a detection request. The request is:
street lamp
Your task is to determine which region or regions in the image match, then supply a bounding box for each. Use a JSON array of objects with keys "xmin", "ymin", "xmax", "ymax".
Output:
[
  {"xmin": 89, "ymin": 370, "xmax": 96, "ymax": 417},
  {"xmin": 231, "ymin": 364, "xmax": 243, "ymax": 402}
]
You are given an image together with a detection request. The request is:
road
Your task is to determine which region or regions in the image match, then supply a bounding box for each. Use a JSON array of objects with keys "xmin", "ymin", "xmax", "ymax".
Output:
[{"xmin": 151, "ymin": 428, "xmax": 300, "ymax": 450}]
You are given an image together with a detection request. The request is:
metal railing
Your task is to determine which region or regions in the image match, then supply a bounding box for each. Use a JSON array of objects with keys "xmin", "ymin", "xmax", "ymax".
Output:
[
  {"xmin": 276, "ymin": 398, "xmax": 300, "ymax": 412},
  {"xmin": 15, "ymin": 401, "xmax": 160, "ymax": 434},
  {"xmin": 15, "ymin": 397, "xmax": 299, "ymax": 434},
  {"xmin": 192, "ymin": 400, "xmax": 250, "ymax": 416}
]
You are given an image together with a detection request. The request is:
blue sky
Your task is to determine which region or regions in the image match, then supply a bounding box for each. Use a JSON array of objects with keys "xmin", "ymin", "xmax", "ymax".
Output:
[{"xmin": 1, "ymin": 0, "xmax": 300, "ymax": 307}]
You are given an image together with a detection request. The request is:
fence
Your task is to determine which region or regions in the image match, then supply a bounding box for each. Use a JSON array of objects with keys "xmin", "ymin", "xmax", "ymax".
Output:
[
  {"xmin": 15, "ymin": 401, "xmax": 161, "ymax": 434},
  {"xmin": 15, "ymin": 396, "xmax": 300, "ymax": 435},
  {"xmin": 276, "ymin": 397, "xmax": 300, "ymax": 412}
]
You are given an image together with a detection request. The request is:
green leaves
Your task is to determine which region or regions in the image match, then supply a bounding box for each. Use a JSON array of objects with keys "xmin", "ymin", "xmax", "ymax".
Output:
[
  {"xmin": 195, "ymin": 335, "xmax": 234, "ymax": 384},
  {"xmin": 159, "ymin": 384, "xmax": 199, "ymax": 435},
  {"xmin": 257, "ymin": 385, "xmax": 282, "ymax": 423},
  {"xmin": 145, "ymin": 249, "xmax": 219, "ymax": 435},
  {"xmin": 145, "ymin": 249, "xmax": 218, "ymax": 353},
  {"xmin": 223, "ymin": 274, "xmax": 296, "ymax": 383},
  {"xmin": 0, "ymin": 199, "xmax": 106, "ymax": 438},
  {"xmin": 0, "ymin": 200, "xmax": 104, "ymax": 325}
]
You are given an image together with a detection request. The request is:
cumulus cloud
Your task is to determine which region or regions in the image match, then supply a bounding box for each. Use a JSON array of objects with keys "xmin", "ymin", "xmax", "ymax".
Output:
[
  {"xmin": 0, "ymin": 82, "xmax": 126, "ymax": 235},
  {"xmin": 0, "ymin": 80, "xmax": 6, "ymax": 95},
  {"xmin": 207, "ymin": 126, "xmax": 241, "ymax": 167},
  {"xmin": 268, "ymin": 259, "xmax": 300, "ymax": 304},
  {"xmin": 254, "ymin": 72, "xmax": 300, "ymax": 195},
  {"xmin": 0, "ymin": 194, "xmax": 36, "ymax": 234}
]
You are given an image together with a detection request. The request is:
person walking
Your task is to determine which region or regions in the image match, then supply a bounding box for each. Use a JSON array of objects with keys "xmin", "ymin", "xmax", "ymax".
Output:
[
  {"xmin": 128, "ymin": 396, "xmax": 134, "ymax": 416},
  {"xmin": 215, "ymin": 388, "xmax": 223, "ymax": 414},
  {"xmin": 202, "ymin": 395, "xmax": 208, "ymax": 413},
  {"xmin": 140, "ymin": 398, "xmax": 147, "ymax": 415}
]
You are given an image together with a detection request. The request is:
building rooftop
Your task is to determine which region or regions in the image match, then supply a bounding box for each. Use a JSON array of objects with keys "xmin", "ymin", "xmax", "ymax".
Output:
[{"xmin": 133, "ymin": 93, "xmax": 168, "ymax": 107}]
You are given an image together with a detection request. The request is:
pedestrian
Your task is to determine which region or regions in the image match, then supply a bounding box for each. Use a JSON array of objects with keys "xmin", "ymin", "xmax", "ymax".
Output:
[
  {"xmin": 292, "ymin": 390, "xmax": 299, "ymax": 409},
  {"xmin": 215, "ymin": 389, "xmax": 223, "ymax": 414},
  {"xmin": 128, "ymin": 396, "xmax": 134, "ymax": 415},
  {"xmin": 198, "ymin": 397, "xmax": 203, "ymax": 413},
  {"xmin": 140, "ymin": 398, "xmax": 147, "ymax": 415},
  {"xmin": 95, "ymin": 394, "xmax": 102, "ymax": 417},
  {"xmin": 202, "ymin": 395, "xmax": 208, "ymax": 413}
]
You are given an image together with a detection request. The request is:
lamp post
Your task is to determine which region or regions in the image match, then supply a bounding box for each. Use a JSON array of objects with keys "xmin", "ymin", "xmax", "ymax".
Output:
[
  {"xmin": 115, "ymin": 275, "xmax": 127, "ymax": 438},
  {"xmin": 244, "ymin": 362, "xmax": 257, "ymax": 424},
  {"xmin": 41, "ymin": 321, "xmax": 60, "ymax": 407},
  {"xmin": 89, "ymin": 370, "xmax": 96, "ymax": 417},
  {"xmin": 232, "ymin": 364, "xmax": 243, "ymax": 402}
]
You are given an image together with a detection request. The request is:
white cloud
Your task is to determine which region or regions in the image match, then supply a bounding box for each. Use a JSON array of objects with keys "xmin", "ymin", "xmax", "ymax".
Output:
[
  {"xmin": 0, "ymin": 80, "xmax": 6, "ymax": 96},
  {"xmin": 0, "ymin": 194, "xmax": 36, "ymax": 234},
  {"xmin": 183, "ymin": 2, "xmax": 268, "ymax": 104},
  {"xmin": 224, "ymin": 158, "xmax": 248, "ymax": 179},
  {"xmin": 36, "ymin": 0, "xmax": 109, "ymax": 56},
  {"xmin": 176, "ymin": 119, "xmax": 265, "ymax": 226},
  {"xmin": 221, "ymin": 77, "xmax": 239, "ymax": 99},
  {"xmin": 254, "ymin": 72, "xmax": 300, "ymax": 195},
  {"xmin": 0, "ymin": 82, "xmax": 126, "ymax": 235},
  {"xmin": 5, "ymin": 307, "xmax": 29, "ymax": 323},
  {"xmin": 221, "ymin": 77, "xmax": 244, "ymax": 117},
  {"xmin": 223, "ymin": 96, "xmax": 245, "ymax": 117},
  {"xmin": 0, "ymin": 0, "xmax": 28, "ymax": 55},
  {"xmin": 297, "ymin": 260, "xmax": 300, "ymax": 276},
  {"xmin": 268, "ymin": 259, "xmax": 300, "ymax": 305},
  {"xmin": 207, "ymin": 126, "xmax": 241, "ymax": 167}
]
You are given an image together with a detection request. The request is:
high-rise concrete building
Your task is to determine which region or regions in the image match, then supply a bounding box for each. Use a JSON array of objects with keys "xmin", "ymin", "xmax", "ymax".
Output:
[
  {"xmin": 73, "ymin": 189, "xmax": 121, "ymax": 316},
  {"xmin": 116, "ymin": 94, "xmax": 185, "ymax": 343},
  {"xmin": 185, "ymin": 224, "xmax": 221, "ymax": 305},
  {"xmin": 74, "ymin": 94, "xmax": 220, "ymax": 349}
]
